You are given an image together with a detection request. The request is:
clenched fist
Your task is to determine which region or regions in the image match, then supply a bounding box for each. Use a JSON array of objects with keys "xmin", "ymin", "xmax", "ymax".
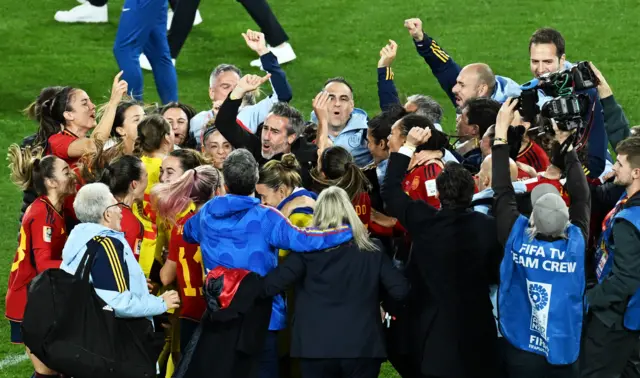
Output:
[{"xmin": 404, "ymin": 18, "xmax": 424, "ymax": 42}]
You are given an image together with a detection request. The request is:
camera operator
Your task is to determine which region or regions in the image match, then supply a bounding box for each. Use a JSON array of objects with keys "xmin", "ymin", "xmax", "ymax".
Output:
[
  {"xmin": 492, "ymin": 98, "xmax": 590, "ymax": 377},
  {"xmin": 526, "ymin": 29, "xmax": 607, "ymax": 179},
  {"xmin": 580, "ymin": 136, "xmax": 640, "ymax": 378}
]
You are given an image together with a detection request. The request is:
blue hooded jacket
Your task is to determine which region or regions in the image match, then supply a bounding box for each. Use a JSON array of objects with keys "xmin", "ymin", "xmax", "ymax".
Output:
[
  {"xmin": 310, "ymin": 108, "xmax": 373, "ymax": 168},
  {"xmin": 183, "ymin": 194, "xmax": 354, "ymax": 330}
]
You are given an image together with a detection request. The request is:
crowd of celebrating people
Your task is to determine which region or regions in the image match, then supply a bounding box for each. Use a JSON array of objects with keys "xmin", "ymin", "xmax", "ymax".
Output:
[{"xmin": 4, "ymin": 15, "xmax": 640, "ymax": 378}]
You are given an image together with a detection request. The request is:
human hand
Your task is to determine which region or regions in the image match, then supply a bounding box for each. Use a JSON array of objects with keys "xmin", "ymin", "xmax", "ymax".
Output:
[
  {"xmin": 410, "ymin": 149, "xmax": 443, "ymax": 169},
  {"xmin": 231, "ymin": 73, "xmax": 271, "ymax": 100},
  {"xmin": 405, "ymin": 127, "xmax": 432, "ymax": 148},
  {"xmin": 161, "ymin": 290, "xmax": 181, "ymax": 310},
  {"xmin": 110, "ymin": 71, "xmax": 128, "ymax": 102},
  {"xmin": 588, "ymin": 62, "xmax": 612, "ymax": 99},
  {"xmin": 378, "ymin": 40, "xmax": 398, "ymax": 68},
  {"xmin": 404, "ymin": 18, "xmax": 424, "ymax": 42},
  {"xmin": 212, "ymin": 100, "xmax": 223, "ymax": 113},
  {"xmin": 495, "ymin": 98, "xmax": 518, "ymax": 139},
  {"xmin": 312, "ymin": 91, "xmax": 331, "ymax": 126},
  {"xmin": 242, "ymin": 29, "xmax": 268, "ymax": 56}
]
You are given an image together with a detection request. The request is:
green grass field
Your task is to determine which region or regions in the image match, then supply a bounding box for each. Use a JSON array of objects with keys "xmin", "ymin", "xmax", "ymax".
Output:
[{"xmin": 1, "ymin": 0, "xmax": 640, "ymax": 376}]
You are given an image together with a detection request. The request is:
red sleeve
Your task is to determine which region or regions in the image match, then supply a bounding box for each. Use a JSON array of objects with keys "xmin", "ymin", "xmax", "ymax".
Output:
[
  {"xmin": 29, "ymin": 212, "xmax": 62, "ymax": 271},
  {"xmin": 48, "ymin": 133, "xmax": 74, "ymax": 160},
  {"xmin": 167, "ymin": 225, "xmax": 180, "ymax": 262}
]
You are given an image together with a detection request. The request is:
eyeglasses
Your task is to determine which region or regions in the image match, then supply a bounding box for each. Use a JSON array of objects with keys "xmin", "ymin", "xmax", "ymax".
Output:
[{"xmin": 103, "ymin": 202, "xmax": 125, "ymax": 220}]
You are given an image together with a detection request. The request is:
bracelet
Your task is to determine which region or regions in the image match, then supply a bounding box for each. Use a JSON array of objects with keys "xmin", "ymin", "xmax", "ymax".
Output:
[{"xmin": 494, "ymin": 137, "xmax": 508, "ymax": 144}]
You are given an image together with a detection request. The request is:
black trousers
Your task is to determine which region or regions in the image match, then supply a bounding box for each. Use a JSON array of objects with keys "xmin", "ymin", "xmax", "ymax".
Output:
[
  {"xmin": 299, "ymin": 358, "xmax": 382, "ymax": 378},
  {"xmin": 502, "ymin": 338, "xmax": 579, "ymax": 378},
  {"xmin": 581, "ymin": 315, "xmax": 640, "ymax": 378},
  {"xmin": 168, "ymin": 0, "xmax": 288, "ymax": 58}
]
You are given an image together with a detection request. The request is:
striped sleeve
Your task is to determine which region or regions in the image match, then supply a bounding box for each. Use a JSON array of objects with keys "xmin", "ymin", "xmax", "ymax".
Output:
[{"xmin": 88, "ymin": 236, "xmax": 130, "ymax": 293}]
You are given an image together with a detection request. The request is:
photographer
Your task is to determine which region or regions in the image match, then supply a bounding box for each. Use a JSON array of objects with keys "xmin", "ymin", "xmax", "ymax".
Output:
[{"xmin": 492, "ymin": 98, "xmax": 590, "ymax": 377}]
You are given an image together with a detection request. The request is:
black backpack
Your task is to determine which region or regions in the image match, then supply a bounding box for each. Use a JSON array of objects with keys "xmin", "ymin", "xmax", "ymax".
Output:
[{"xmin": 22, "ymin": 245, "xmax": 164, "ymax": 378}]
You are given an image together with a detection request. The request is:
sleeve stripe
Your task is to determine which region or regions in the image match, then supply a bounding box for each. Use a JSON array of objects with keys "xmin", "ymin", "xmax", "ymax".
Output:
[
  {"xmin": 432, "ymin": 48, "xmax": 449, "ymax": 63},
  {"xmin": 100, "ymin": 238, "xmax": 127, "ymax": 293}
]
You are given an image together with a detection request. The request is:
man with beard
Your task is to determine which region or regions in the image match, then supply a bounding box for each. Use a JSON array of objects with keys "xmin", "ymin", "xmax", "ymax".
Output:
[
  {"xmin": 214, "ymin": 73, "xmax": 318, "ymax": 188},
  {"xmin": 581, "ymin": 137, "xmax": 640, "ymax": 377}
]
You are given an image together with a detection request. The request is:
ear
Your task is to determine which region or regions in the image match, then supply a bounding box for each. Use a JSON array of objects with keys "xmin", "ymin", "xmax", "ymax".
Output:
[
  {"xmin": 115, "ymin": 126, "xmax": 126, "ymax": 137},
  {"xmin": 287, "ymin": 133, "xmax": 296, "ymax": 146},
  {"xmin": 378, "ymin": 139, "xmax": 387, "ymax": 150},
  {"xmin": 44, "ymin": 177, "xmax": 57, "ymax": 190},
  {"xmin": 209, "ymin": 86, "xmax": 216, "ymax": 102},
  {"xmin": 478, "ymin": 83, "xmax": 490, "ymax": 97},
  {"xmin": 63, "ymin": 110, "xmax": 74, "ymax": 123},
  {"xmin": 472, "ymin": 124, "xmax": 480, "ymax": 136},
  {"xmin": 559, "ymin": 54, "xmax": 567, "ymax": 67},
  {"xmin": 130, "ymin": 180, "xmax": 138, "ymax": 191},
  {"xmin": 632, "ymin": 167, "xmax": 640, "ymax": 180}
]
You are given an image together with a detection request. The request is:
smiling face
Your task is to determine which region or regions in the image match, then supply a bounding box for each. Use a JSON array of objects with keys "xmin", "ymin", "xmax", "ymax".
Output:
[
  {"xmin": 209, "ymin": 70, "xmax": 240, "ymax": 103},
  {"xmin": 163, "ymin": 107, "xmax": 189, "ymax": 146},
  {"xmin": 530, "ymin": 43, "xmax": 565, "ymax": 78},
  {"xmin": 324, "ymin": 82, "xmax": 354, "ymax": 130},
  {"xmin": 387, "ymin": 120, "xmax": 406, "ymax": 153},
  {"xmin": 367, "ymin": 132, "xmax": 388, "ymax": 163},
  {"xmin": 64, "ymin": 89, "xmax": 96, "ymax": 130},
  {"xmin": 204, "ymin": 130, "xmax": 233, "ymax": 169},
  {"xmin": 261, "ymin": 113, "xmax": 294, "ymax": 159},
  {"xmin": 159, "ymin": 155, "xmax": 185, "ymax": 184},
  {"xmin": 132, "ymin": 163, "xmax": 148, "ymax": 201},
  {"xmin": 46, "ymin": 157, "xmax": 77, "ymax": 196},
  {"xmin": 451, "ymin": 67, "xmax": 483, "ymax": 108},
  {"xmin": 116, "ymin": 105, "xmax": 144, "ymax": 141}
]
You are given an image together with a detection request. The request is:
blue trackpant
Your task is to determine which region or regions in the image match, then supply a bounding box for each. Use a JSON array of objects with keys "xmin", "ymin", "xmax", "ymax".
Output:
[{"xmin": 113, "ymin": 0, "xmax": 178, "ymax": 104}]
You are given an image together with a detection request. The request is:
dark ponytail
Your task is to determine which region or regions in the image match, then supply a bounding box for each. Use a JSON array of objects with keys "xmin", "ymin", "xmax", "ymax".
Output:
[
  {"xmin": 36, "ymin": 87, "xmax": 75, "ymax": 147},
  {"xmin": 312, "ymin": 146, "xmax": 370, "ymax": 201},
  {"xmin": 99, "ymin": 155, "xmax": 144, "ymax": 198}
]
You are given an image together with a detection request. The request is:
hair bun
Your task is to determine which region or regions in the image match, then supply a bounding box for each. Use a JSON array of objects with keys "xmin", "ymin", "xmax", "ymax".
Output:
[{"xmin": 280, "ymin": 153, "xmax": 301, "ymax": 171}]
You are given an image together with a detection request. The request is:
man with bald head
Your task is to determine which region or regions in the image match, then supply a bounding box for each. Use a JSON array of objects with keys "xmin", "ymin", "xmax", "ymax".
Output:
[
  {"xmin": 472, "ymin": 154, "xmax": 526, "ymax": 215},
  {"xmin": 404, "ymin": 18, "xmax": 521, "ymax": 108}
]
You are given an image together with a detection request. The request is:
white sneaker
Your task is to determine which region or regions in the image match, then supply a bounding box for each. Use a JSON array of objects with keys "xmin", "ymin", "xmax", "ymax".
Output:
[
  {"xmin": 193, "ymin": 10, "xmax": 203, "ymax": 26},
  {"xmin": 166, "ymin": 9, "xmax": 174, "ymax": 30},
  {"xmin": 54, "ymin": 3, "xmax": 108, "ymax": 23},
  {"xmin": 140, "ymin": 53, "xmax": 176, "ymax": 71},
  {"xmin": 250, "ymin": 42, "xmax": 296, "ymax": 67}
]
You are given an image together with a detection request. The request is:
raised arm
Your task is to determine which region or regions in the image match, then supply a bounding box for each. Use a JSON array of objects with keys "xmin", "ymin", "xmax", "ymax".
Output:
[
  {"xmin": 590, "ymin": 62, "xmax": 630, "ymax": 151},
  {"xmin": 491, "ymin": 98, "xmax": 522, "ymax": 245},
  {"xmin": 216, "ymin": 74, "xmax": 270, "ymax": 159},
  {"xmin": 562, "ymin": 146, "xmax": 591, "ymax": 240},
  {"xmin": 381, "ymin": 128, "xmax": 438, "ymax": 234},
  {"xmin": 404, "ymin": 18, "xmax": 461, "ymax": 107},
  {"xmin": 264, "ymin": 209, "xmax": 354, "ymax": 252},
  {"xmin": 377, "ymin": 40, "xmax": 401, "ymax": 110}
]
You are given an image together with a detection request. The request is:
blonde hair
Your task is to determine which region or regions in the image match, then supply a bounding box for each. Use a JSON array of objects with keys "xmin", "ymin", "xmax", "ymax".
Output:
[
  {"xmin": 313, "ymin": 186, "xmax": 378, "ymax": 252},
  {"xmin": 258, "ymin": 153, "xmax": 302, "ymax": 190}
]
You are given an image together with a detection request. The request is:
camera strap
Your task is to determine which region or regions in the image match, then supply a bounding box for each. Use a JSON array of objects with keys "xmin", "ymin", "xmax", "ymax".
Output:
[{"xmin": 573, "ymin": 98, "xmax": 597, "ymax": 152}]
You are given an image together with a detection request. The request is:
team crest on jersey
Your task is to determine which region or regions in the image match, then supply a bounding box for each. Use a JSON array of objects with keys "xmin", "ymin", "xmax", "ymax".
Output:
[
  {"xmin": 43, "ymin": 226, "xmax": 52, "ymax": 243},
  {"xmin": 411, "ymin": 176, "xmax": 420, "ymax": 191}
]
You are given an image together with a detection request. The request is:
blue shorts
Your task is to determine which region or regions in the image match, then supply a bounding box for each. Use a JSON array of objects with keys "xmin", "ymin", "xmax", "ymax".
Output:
[{"xmin": 10, "ymin": 320, "xmax": 23, "ymax": 344}]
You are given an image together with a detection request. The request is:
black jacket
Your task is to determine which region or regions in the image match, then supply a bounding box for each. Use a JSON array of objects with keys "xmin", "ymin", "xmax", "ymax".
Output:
[
  {"xmin": 381, "ymin": 152, "xmax": 501, "ymax": 378},
  {"xmin": 215, "ymin": 95, "xmax": 317, "ymax": 188},
  {"xmin": 587, "ymin": 189, "xmax": 640, "ymax": 329},
  {"xmin": 174, "ymin": 270, "xmax": 272, "ymax": 378},
  {"xmin": 262, "ymin": 240, "xmax": 409, "ymax": 359}
]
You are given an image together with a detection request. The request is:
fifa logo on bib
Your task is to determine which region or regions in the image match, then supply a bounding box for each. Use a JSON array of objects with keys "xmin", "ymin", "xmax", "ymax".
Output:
[{"xmin": 527, "ymin": 280, "xmax": 552, "ymax": 354}]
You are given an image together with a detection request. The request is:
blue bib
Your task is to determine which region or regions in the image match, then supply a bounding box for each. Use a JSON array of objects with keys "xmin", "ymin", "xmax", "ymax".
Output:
[
  {"xmin": 499, "ymin": 215, "xmax": 585, "ymax": 365},
  {"xmin": 594, "ymin": 198, "xmax": 640, "ymax": 331}
]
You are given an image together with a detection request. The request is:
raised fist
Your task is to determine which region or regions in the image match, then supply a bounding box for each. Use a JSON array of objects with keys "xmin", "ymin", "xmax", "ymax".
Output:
[{"xmin": 404, "ymin": 18, "xmax": 424, "ymax": 42}]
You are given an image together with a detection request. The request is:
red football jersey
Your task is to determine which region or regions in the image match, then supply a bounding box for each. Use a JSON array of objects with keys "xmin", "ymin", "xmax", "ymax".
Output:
[
  {"xmin": 5, "ymin": 197, "xmax": 66, "ymax": 322},
  {"xmin": 120, "ymin": 204, "xmax": 143, "ymax": 260},
  {"xmin": 352, "ymin": 192, "xmax": 371, "ymax": 229},
  {"xmin": 402, "ymin": 161, "xmax": 442, "ymax": 209},
  {"xmin": 47, "ymin": 129, "xmax": 80, "ymax": 168},
  {"xmin": 167, "ymin": 210, "xmax": 206, "ymax": 321},
  {"xmin": 517, "ymin": 141, "xmax": 550, "ymax": 174},
  {"xmin": 524, "ymin": 175, "xmax": 571, "ymax": 206}
]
